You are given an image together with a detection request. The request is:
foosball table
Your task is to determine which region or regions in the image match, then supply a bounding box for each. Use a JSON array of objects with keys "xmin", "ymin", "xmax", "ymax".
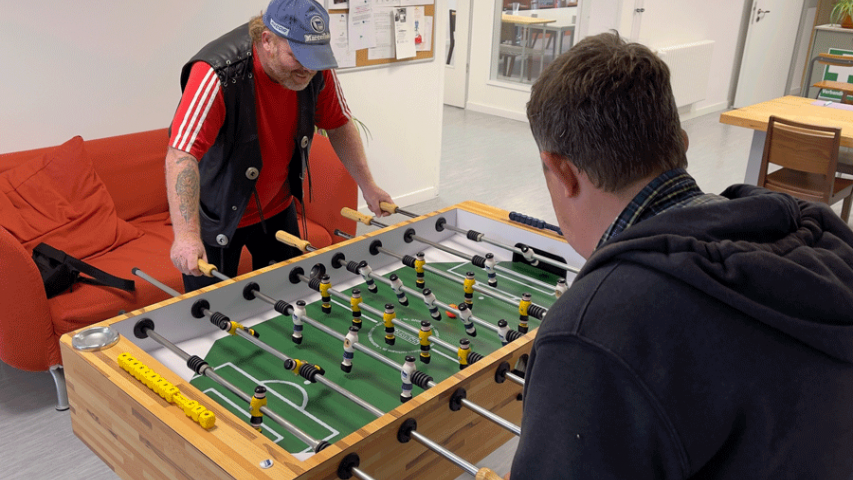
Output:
[{"xmin": 60, "ymin": 201, "xmax": 583, "ymax": 480}]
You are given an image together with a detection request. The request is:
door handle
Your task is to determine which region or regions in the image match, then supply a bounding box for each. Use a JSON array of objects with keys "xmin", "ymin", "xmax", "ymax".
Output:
[{"xmin": 756, "ymin": 8, "xmax": 770, "ymax": 22}]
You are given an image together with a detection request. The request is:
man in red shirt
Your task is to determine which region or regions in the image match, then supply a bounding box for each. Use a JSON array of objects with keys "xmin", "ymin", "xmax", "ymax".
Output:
[{"xmin": 166, "ymin": 0, "xmax": 391, "ymax": 292}]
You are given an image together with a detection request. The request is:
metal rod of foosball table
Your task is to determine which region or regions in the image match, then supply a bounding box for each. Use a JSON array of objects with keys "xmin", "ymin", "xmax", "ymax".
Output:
[
  {"xmin": 132, "ymin": 267, "xmax": 181, "ymax": 297},
  {"xmin": 378, "ymin": 202, "xmax": 577, "ymax": 275},
  {"xmin": 351, "ymin": 467, "xmax": 377, "ymax": 480},
  {"xmin": 506, "ymin": 372, "xmax": 524, "ymax": 386},
  {"xmin": 198, "ymin": 263, "xmax": 385, "ymax": 417},
  {"xmin": 460, "ymin": 397, "xmax": 521, "ymax": 435},
  {"xmin": 231, "ymin": 322, "xmax": 385, "ymax": 418},
  {"xmin": 137, "ymin": 322, "xmax": 328, "ymax": 452},
  {"xmin": 333, "ymin": 230, "xmax": 541, "ymax": 337},
  {"xmin": 363, "ymin": 244, "xmax": 508, "ymax": 334},
  {"xmin": 409, "ymin": 429, "xmax": 501, "ymax": 479},
  {"xmin": 340, "ymin": 233, "xmax": 533, "ymax": 388},
  {"xmin": 342, "ymin": 209, "xmax": 528, "ymax": 305},
  {"xmin": 139, "ymin": 264, "xmax": 386, "ymax": 419},
  {"xmin": 293, "ymin": 271, "xmax": 461, "ymax": 356},
  {"xmin": 248, "ymin": 288, "xmax": 405, "ymax": 373},
  {"xmin": 332, "ymin": 229, "xmax": 554, "ymax": 306},
  {"xmin": 341, "ymin": 210, "xmax": 551, "ymax": 317},
  {"xmin": 277, "ymin": 231, "xmax": 501, "ymax": 335},
  {"xmin": 379, "ymin": 201, "xmax": 418, "ymax": 218},
  {"xmin": 375, "ymin": 209, "xmax": 563, "ymax": 292},
  {"xmin": 400, "ymin": 227, "xmax": 557, "ymax": 296},
  {"xmin": 434, "ymin": 216, "xmax": 579, "ymax": 274},
  {"xmin": 244, "ymin": 285, "xmax": 522, "ymax": 436}
]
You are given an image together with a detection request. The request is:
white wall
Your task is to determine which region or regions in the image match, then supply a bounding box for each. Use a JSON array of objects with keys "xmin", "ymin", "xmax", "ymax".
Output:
[
  {"xmin": 627, "ymin": 0, "xmax": 747, "ymax": 118},
  {"xmin": 0, "ymin": 0, "xmax": 445, "ymax": 210},
  {"xmin": 463, "ymin": 0, "xmax": 770, "ymax": 121}
]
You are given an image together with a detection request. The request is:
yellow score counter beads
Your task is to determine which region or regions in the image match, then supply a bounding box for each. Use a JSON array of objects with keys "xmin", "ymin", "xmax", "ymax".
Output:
[{"xmin": 117, "ymin": 352, "xmax": 216, "ymax": 429}]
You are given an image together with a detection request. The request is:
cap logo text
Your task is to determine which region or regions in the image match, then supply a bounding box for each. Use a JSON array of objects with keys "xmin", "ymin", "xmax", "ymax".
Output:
[
  {"xmin": 269, "ymin": 18, "xmax": 290, "ymax": 37},
  {"xmin": 303, "ymin": 32, "xmax": 331, "ymax": 42}
]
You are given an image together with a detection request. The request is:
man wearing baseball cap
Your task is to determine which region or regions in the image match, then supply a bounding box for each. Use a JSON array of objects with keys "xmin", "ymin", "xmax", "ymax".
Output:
[{"xmin": 165, "ymin": 0, "xmax": 392, "ymax": 292}]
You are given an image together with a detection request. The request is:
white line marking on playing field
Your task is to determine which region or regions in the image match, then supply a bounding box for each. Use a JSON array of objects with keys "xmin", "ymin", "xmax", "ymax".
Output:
[
  {"xmin": 203, "ymin": 388, "xmax": 285, "ymax": 443},
  {"xmin": 211, "ymin": 362, "xmax": 339, "ymax": 453}
]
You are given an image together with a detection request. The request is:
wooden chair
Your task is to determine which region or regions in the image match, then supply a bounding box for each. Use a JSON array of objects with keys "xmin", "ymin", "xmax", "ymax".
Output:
[
  {"xmin": 758, "ymin": 116, "xmax": 853, "ymax": 221},
  {"xmin": 804, "ymin": 53, "xmax": 853, "ymax": 103}
]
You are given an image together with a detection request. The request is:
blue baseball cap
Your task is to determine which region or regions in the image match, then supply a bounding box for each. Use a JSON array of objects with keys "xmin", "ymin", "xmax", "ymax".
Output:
[{"xmin": 263, "ymin": 0, "xmax": 338, "ymax": 71}]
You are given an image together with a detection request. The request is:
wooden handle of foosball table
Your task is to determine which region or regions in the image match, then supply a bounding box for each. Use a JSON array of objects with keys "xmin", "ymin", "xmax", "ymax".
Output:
[
  {"xmin": 197, "ymin": 259, "xmax": 217, "ymax": 277},
  {"xmin": 476, "ymin": 467, "xmax": 503, "ymax": 480},
  {"xmin": 341, "ymin": 207, "xmax": 374, "ymax": 225},
  {"xmin": 379, "ymin": 201, "xmax": 399, "ymax": 214},
  {"xmin": 275, "ymin": 230, "xmax": 312, "ymax": 252}
]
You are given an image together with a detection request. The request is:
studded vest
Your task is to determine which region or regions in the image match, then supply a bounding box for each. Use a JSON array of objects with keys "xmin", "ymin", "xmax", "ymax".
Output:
[{"xmin": 178, "ymin": 23, "xmax": 323, "ymax": 247}]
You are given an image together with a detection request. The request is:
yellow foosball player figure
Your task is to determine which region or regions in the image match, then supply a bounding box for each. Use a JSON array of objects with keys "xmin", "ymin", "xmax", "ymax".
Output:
[
  {"xmin": 350, "ymin": 288, "xmax": 363, "ymax": 329},
  {"xmin": 517, "ymin": 292, "xmax": 531, "ymax": 334},
  {"xmin": 319, "ymin": 275, "xmax": 332, "ymax": 314},
  {"xmin": 383, "ymin": 303, "xmax": 396, "ymax": 346},
  {"xmin": 418, "ymin": 321, "xmax": 432, "ymax": 364},
  {"xmin": 414, "ymin": 251, "xmax": 426, "ymax": 289},
  {"xmin": 250, "ymin": 386, "xmax": 267, "ymax": 432},
  {"xmin": 462, "ymin": 271, "xmax": 476, "ymax": 311}
]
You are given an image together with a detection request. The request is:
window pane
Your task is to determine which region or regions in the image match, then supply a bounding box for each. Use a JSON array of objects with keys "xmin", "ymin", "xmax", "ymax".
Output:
[{"xmin": 491, "ymin": 0, "xmax": 579, "ymax": 84}]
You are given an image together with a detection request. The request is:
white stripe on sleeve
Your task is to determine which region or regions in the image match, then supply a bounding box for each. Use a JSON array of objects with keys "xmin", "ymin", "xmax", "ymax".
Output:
[
  {"xmin": 172, "ymin": 66, "xmax": 219, "ymax": 151},
  {"xmin": 330, "ymin": 70, "xmax": 352, "ymax": 119}
]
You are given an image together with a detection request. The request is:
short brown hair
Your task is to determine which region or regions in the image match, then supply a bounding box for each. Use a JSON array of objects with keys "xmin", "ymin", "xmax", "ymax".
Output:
[{"xmin": 527, "ymin": 32, "xmax": 686, "ymax": 193}]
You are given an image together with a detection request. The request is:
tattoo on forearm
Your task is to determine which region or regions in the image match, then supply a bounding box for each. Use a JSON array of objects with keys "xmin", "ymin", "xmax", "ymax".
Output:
[{"xmin": 175, "ymin": 157, "xmax": 199, "ymax": 224}]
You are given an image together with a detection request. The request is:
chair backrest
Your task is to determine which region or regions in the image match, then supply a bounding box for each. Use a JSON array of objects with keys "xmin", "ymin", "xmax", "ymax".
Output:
[
  {"xmin": 758, "ymin": 115, "xmax": 841, "ymax": 203},
  {"xmin": 817, "ymin": 53, "xmax": 853, "ymax": 68},
  {"xmin": 804, "ymin": 53, "xmax": 853, "ymax": 98}
]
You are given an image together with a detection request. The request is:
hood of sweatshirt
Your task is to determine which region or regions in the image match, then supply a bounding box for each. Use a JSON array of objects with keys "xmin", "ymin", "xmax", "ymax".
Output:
[{"xmin": 581, "ymin": 184, "xmax": 853, "ymax": 363}]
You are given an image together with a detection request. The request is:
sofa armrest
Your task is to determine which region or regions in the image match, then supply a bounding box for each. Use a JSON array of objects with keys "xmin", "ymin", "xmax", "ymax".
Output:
[
  {"xmin": 0, "ymin": 227, "xmax": 57, "ymax": 371},
  {"xmin": 299, "ymin": 133, "xmax": 358, "ymax": 246}
]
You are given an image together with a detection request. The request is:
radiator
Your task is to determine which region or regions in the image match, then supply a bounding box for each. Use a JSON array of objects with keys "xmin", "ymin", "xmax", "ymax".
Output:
[{"xmin": 655, "ymin": 40, "xmax": 715, "ymax": 108}]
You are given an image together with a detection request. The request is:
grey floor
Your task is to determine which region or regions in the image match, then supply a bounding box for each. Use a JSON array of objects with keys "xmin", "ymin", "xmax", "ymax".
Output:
[{"xmin": 0, "ymin": 105, "xmax": 768, "ymax": 480}]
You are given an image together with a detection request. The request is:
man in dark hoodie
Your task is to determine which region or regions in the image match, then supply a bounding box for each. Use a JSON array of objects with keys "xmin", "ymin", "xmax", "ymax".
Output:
[{"xmin": 509, "ymin": 32, "xmax": 853, "ymax": 479}]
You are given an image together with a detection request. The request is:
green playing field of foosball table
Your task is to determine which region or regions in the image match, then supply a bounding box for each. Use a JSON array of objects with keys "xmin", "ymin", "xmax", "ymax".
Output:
[{"xmin": 190, "ymin": 259, "xmax": 561, "ymax": 454}]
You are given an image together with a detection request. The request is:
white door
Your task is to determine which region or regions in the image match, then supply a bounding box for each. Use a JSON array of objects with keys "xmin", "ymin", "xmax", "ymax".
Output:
[
  {"xmin": 733, "ymin": 0, "xmax": 805, "ymax": 107},
  {"xmin": 444, "ymin": 0, "xmax": 472, "ymax": 108}
]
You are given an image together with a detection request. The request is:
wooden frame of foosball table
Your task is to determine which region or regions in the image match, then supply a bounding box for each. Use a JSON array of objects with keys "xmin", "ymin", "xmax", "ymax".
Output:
[{"xmin": 60, "ymin": 201, "xmax": 574, "ymax": 480}]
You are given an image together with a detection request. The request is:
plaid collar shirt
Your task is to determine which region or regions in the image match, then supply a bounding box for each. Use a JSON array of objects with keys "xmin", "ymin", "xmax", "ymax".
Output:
[{"xmin": 596, "ymin": 168, "xmax": 724, "ymax": 249}]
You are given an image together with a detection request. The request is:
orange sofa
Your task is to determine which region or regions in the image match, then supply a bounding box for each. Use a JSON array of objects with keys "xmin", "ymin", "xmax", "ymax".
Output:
[{"xmin": 0, "ymin": 128, "xmax": 356, "ymax": 408}]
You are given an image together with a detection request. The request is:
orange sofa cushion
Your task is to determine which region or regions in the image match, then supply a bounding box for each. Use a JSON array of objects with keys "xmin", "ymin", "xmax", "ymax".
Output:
[{"xmin": 0, "ymin": 136, "xmax": 142, "ymax": 259}]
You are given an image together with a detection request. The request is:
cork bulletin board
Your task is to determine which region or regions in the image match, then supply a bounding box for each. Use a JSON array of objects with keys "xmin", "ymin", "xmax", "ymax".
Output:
[{"xmin": 327, "ymin": 2, "xmax": 435, "ymax": 68}]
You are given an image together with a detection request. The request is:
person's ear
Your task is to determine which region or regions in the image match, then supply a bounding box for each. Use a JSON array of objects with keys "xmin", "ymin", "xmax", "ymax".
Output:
[
  {"xmin": 681, "ymin": 129, "xmax": 689, "ymax": 152},
  {"xmin": 261, "ymin": 30, "xmax": 274, "ymax": 53},
  {"xmin": 541, "ymin": 151, "xmax": 580, "ymax": 198}
]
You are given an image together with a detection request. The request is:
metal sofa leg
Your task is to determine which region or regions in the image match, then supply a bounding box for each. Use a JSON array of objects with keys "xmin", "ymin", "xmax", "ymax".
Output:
[{"xmin": 49, "ymin": 365, "xmax": 69, "ymax": 411}]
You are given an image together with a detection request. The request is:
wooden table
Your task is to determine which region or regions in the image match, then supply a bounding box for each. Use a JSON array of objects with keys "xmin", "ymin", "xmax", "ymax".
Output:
[
  {"xmin": 719, "ymin": 95, "xmax": 853, "ymax": 184},
  {"xmin": 500, "ymin": 14, "xmax": 556, "ymax": 81},
  {"xmin": 61, "ymin": 201, "xmax": 579, "ymax": 480}
]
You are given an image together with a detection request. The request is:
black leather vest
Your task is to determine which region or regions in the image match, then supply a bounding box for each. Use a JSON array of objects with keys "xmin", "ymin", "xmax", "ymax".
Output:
[{"xmin": 178, "ymin": 23, "xmax": 324, "ymax": 247}]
